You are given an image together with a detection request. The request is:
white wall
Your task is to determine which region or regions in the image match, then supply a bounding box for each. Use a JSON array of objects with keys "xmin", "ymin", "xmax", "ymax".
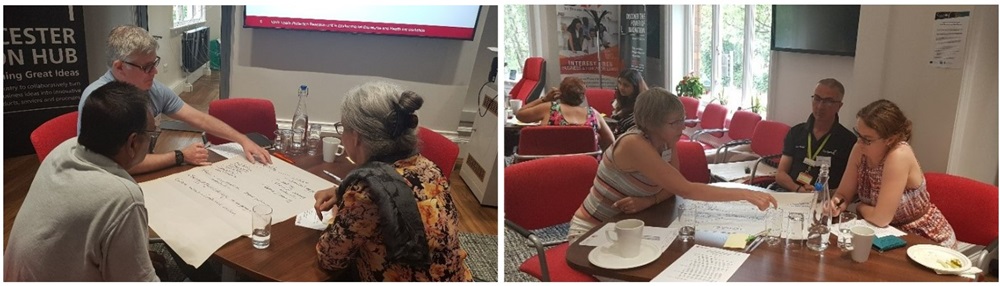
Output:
[
  {"xmin": 767, "ymin": 51, "xmax": 855, "ymax": 126},
  {"xmin": 83, "ymin": 6, "xmax": 134, "ymax": 82},
  {"xmin": 461, "ymin": 6, "xmax": 498, "ymax": 122},
  {"xmin": 147, "ymin": 5, "xmax": 221, "ymax": 96},
  {"xmin": 229, "ymin": 6, "xmax": 493, "ymax": 134}
]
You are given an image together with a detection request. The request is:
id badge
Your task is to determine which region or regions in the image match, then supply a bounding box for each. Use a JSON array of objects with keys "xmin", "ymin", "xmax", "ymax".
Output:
[
  {"xmin": 796, "ymin": 172, "xmax": 814, "ymax": 186},
  {"xmin": 803, "ymin": 157, "xmax": 817, "ymax": 167},
  {"xmin": 816, "ymin": 156, "xmax": 832, "ymax": 167}
]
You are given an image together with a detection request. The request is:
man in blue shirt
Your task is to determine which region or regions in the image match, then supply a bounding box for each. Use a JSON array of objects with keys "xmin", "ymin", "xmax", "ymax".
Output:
[{"xmin": 78, "ymin": 25, "xmax": 270, "ymax": 174}]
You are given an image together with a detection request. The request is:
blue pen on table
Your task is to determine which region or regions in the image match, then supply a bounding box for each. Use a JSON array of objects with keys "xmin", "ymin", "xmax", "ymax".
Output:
[{"xmin": 322, "ymin": 170, "xmax": 342, "ymax": 183}]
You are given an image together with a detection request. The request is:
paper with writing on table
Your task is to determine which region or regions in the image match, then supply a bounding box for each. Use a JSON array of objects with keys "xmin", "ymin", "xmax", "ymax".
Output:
[
  {"xmin": 141, "ymin": 155, "xmax": 334, "ymax": 267},
  {"xmin": 666, "ymin": 192, "xmax": 813, "ymax": 236},
  {"xmin": 652, "ymin": 245, "xmax": 750, "ymax": 282},
  {"xmin": 830, "ymin": 219, "xmax": 906, "ymax": 238},
  {"xmin": 207, "ymin": 142, "xmax": 245, "ymax": 159},
  {"xmin": 295, "ymin": 209, "xmax": 334, "ymax": 231},
  {"xmin": 580, "ymin": 224, "xmax": 678, "ymax": 252}
]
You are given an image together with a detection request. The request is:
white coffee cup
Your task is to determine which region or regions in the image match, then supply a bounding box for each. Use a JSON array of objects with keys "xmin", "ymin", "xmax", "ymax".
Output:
[
  {"xmin": 509, "ymin": 99, "xmax": 524, "ymax": 114},
  {"xmin": 322, "ymin": 137, "xmax": 345, "ymax": 163},
  {"xmin": 604, "ymin": 219, "xmax": 644, "ymax": 258},
  {"xmin": 850, "ymin": 226, "xmax": 876, "ymax": 263}
]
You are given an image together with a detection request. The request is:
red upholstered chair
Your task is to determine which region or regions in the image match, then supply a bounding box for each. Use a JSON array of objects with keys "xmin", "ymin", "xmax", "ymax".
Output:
[
  {"xmin": 584, "ymin": 88, "xmax": 615, "ymax": 116},
  {"xmin": 30, "ymin": 111, "xmax": 79, "ymax": 162},
  {"xmin": 206, "ymin": 98, "xmax": 277, "ymax": 145},
  {"xmin": 509, "ymin": 57, "xmax": 546, "ymax": 102},
  {"xmin": 743, "ymin": 120, "xmax": 791, "ymax": 186},
  {"xmin": 710, "ymin": 110, "xmax": 762, "ymax": 162},
  {"xmin": 505, "ymin": 155, "xmax": 599, "ymax": 282},
  {"xmin": 417, "ymin": 127, "xmax": 459, "ymax": 179},
  {"xmin": 688, "ymin": 103, "xmax": 727, "ymax": 147},
  {"xmin": 676, "ymin": 141, "xmax": 710, "ymax": 183},
  {"xmin": 513, "ymin": 125, "xmax": 600, "ymax": 163},
  {"xmin": 924, "ymin": 172, "xmax": 998, "ymax": 246},
  {"xmin": 679, "ymin": 96, "xmax": 700, "ymax": 128}
]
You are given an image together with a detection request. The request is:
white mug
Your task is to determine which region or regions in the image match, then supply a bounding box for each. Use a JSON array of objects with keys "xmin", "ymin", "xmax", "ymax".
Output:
[
  {"xmin": 509, "ymin": 99, "xmax": 524, "ymax": 114},
  {"xmin": 850, "ymin": 226, "xmax": 876, "ymax": 263},
  {"xmin": 604, "ymin": 219, "xmax": 644, "ymax": 258},
  {"xmin": 322, "ymin": 137, "xmax": 345, "ymax": 163}
]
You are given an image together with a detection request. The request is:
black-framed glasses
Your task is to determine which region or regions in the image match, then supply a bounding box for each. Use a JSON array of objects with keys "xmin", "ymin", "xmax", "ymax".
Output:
[
  {"xmin": 812, "ymin": 95, "xmax": 842, "ymax": 106},
  {"xmin": 123, "ymin": 56, "xmax": 161, "ymax": 74},
  {"xmin": 332, "ymin": 122, "xmax": 345, "ymax": 135},
  {"xmin": 144, "ymin": 129, "xmax": 162, "ymax": 153},
  {"xmin": 852, "ymin": 127, "xmax": 878, "ymax": 146}
]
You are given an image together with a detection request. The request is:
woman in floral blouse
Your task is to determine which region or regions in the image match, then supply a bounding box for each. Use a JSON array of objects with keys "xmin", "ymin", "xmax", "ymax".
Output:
[{"xmin": 313, "ymin": 81, "xmax": 473, "ymax": 282}]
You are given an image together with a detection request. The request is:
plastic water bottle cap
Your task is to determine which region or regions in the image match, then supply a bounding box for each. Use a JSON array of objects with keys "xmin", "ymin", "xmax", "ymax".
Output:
[
  {"xmin": 814, "ymin": 183, "xmax": 823, "ymax": 191},
  {"xmin": 300, "ymin": 85, "xmax": 307, "ymax": 90}
]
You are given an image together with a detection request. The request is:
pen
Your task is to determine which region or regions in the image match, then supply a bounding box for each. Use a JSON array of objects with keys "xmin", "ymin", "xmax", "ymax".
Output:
[
  {"xmin": 273, "ymin": 152, "xmax": 295, "ymax": 164},
  {"xmin": 746, "ymin": 237, "xmax": 764, "ymax": 253},
  {"xmin": 322, "ymin": 170, "xmax": 342, "ymax": 183}
]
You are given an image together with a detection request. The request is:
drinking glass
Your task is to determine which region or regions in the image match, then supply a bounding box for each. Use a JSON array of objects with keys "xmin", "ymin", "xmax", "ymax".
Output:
[
  {"xmin": 765, "ymin": 207, "xmax": 784, "ymax": 246},
  {"xmin": 786, "ymin": 212, "xmax": 805, "ymax": 249},
  {"xmin": 274, "ymin": 129, "xmax": 292, "ymax": 152},
  {"xmin": 678, "ymin": 201, "xmax": 697, "ymax": 242},
  {"xmin": 307, "ymin": 124, "xmax": 322, "ymax": 156},
  {"xmin": 252, "ymin": 204, "xmax": 272, "ymax": 249},
  {"xmin": 837, "ymin": 211, "xmax": 857, "ymax": 251}
]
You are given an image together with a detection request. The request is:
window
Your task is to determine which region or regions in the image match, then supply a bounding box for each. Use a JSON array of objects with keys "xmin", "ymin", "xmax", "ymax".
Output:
[
  {"xmin": 686, "ymin": 5, "xmax": 771, "ymax": 116},
  {"xmin": 173, "ymin": 5, "xmax": 205, "ymax": 29},
  {"xmin": 504, "ymin": 5, "xmax": 531, "ymax": 85}
]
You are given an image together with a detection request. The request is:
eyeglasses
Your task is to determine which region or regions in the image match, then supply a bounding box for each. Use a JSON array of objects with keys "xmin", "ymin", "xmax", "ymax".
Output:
[
  {"xmin": 123, "ymin": 56, "xmax": 161, "ymax": 74},
  {"xmin": 144, "ymin": 128, "xmax": 162, "ymax": 153},
  {"xmin": 812, "ymin": 95, "xmax": 842, "ymax": 106},
  {"xmin": 333, "ymin": 122, "xmax": 345, "ymax": 135},
  {"xmin": 852, "ymin": 127, "xmax": 879, "ymax": 146}
]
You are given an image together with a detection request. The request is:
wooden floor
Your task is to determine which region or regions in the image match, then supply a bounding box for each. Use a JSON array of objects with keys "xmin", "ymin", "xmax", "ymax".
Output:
[{"xmin": 4, "ymin": 73, "xmax": 497, "ymax": 250}]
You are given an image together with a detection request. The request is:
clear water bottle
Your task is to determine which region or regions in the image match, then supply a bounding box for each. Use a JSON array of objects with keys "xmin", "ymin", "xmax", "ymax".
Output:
[
  {"xmin": 807, "ymin": 164, "xmax": 832, "ymax": 252},
  {"xmin": 289, "ymin": 85, "xmax": 309, "ymax": 155}
]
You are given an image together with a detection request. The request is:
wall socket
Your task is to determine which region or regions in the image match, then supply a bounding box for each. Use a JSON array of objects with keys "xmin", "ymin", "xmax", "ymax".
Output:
[
  {"xmin": 184, "ymin": 82, "xmax": 194, "ymax": 92},
  {"xmin": 162, "ymin": 63, "xmax": 168, "ymax": 73}
]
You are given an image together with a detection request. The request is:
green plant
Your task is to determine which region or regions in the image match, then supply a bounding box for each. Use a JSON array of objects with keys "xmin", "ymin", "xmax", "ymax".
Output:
[
  {"xmin": 675, "ymin": 73, "xmax": 706, "ymax": 99},
  {"xmin": 712, "ymin": 88, "xmax": 728, "ymax": 106},
  {"xmin": 750, "ymin": 95, "xmax": 763, "ymax": 114}
]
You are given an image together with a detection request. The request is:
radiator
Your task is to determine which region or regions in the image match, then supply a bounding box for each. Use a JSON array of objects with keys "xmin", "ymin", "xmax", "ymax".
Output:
[{"xmin": 182, "ymin": 26, "xmax": 209, "ymax": 73}]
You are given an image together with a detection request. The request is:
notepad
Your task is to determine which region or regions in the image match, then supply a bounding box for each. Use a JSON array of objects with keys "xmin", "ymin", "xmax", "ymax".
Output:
[{"xmin": 723, "ymin": 233, "xmax": 751, "ymax": 249}]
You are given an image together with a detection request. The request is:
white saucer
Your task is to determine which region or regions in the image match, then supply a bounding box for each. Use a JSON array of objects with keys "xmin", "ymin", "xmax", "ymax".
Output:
[
  {"xmin": 906, "ymin": 244, "xmax": 972, "ymax": 274},
  {"xmin": 588, "ymin": 241, "xmax": 661, "ymax": 270}
]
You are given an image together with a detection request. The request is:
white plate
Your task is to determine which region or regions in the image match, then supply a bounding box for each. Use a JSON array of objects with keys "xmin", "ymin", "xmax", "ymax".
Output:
[
  {"xmin": 588, "ymin": 241, "xmax": 661, "ymax": 270},
  {"xmin": 906, "ymin": 244, "xmax": 972, "ymax": 274}
]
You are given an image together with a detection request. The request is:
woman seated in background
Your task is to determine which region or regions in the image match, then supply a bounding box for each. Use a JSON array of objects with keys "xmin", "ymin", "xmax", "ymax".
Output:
[
  {"xmin": 611, "ymin": 69, "xmax": 649, "ymax": 138},
  {"xmin": 827, "ymin": 99, "xmax": 957, "ymax": 248},
  {"xmin": 312, "ymin": 81, "xmax": 473, "ymax": 281},
  {"xmin": 567, "ymin": 88, "xmax": 777, "ymax": 241},
  {"xmin": 515, "ymin": 76, "xmax": 614, "ymax": 151}
]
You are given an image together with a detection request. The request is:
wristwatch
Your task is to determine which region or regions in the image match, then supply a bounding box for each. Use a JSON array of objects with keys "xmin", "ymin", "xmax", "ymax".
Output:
[{"xmin": 174, "ymin": 150, "xmax": 184, "ymax": 166}]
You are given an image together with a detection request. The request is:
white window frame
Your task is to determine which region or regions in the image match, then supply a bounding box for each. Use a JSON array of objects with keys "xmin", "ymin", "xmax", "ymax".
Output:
[{"xmin": 172, "ymin": 5, "xmax": 206, "ymax": 30}]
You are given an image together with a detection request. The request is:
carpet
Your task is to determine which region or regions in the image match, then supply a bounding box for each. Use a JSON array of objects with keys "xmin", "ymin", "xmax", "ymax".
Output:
[
  {"xmin": 149, "ymin": 232, "xmax": 498, "ymax": 282},
  {"xmin": 504, "ymin": 223, "xmax": 571, "ymax": 282}
]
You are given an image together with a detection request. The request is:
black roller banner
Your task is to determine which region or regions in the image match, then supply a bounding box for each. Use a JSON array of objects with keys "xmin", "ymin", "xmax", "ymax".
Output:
[
  {"xmin": 4, "ymin": 6, "xmax": 89, "ymax": 158},
  {"xmin": 620, "ymin": 5, "xmax": 647, "ymax": 75}
]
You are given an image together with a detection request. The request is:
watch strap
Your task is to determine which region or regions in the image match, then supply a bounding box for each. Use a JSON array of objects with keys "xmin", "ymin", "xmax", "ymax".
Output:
[{"xmin": 174, "ymin": 150, "xmax": 184, "ymax": 166}]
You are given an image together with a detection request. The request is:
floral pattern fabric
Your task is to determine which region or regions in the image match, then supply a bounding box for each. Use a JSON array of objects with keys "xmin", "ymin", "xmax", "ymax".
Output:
[
  {"xmin": 317, "ymin": 155, "xmax": 473, "ymax": 282},
  {"xmin": 548, "ymin": 101, "xmax": 600, "ymax": 145}
]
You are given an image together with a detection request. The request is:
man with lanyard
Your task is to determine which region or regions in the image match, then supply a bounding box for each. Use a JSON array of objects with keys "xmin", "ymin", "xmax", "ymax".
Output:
[{"xmin": 774, "ymin": 78, "xmax": 857, "ymax": 193}]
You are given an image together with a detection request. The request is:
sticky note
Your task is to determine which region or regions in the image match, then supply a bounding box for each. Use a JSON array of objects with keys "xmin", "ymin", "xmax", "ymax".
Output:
[{"xmin": 724, "ymin": 233, "xmax": 751, "ymax": 249}]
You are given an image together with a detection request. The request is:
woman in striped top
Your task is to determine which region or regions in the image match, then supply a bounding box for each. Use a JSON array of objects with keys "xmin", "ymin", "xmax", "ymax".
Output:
[{"xmin": 568, "ymin": 88, "xmax": 778, "ymax": 241}]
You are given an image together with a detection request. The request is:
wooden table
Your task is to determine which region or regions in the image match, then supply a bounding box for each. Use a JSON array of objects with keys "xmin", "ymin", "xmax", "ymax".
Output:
[
  {"xmin": 135, "ymin": 130, "xmax": 354, "ymax": 281},
  {"xmin": 565, "ymin": 196, "xmax": 969, "ymax": 282}
]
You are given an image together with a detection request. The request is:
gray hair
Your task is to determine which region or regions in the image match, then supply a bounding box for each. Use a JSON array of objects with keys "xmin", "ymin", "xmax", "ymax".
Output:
[
  {"xmin": 106, "ymin": 25, "xmax": 158, "ymax": 67},
  {"xmin": 633, "ymin": 87, "xmax": 684, "ymax": 133},
  {"xmin": 818, "ymin": 78, "xmax": 846, "ymax": 98},
  {"xmin": 341, "ymin": 81, "xmax": 424, "ymax": 161}
]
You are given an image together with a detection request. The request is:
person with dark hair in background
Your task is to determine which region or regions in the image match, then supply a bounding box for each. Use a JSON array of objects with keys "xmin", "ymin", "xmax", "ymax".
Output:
[
  {"xmin": 515, "ymin": 76, "xmax": 615, "ymax": 151},
  {"xmin": 5, "ymin": 82, "xmax": 160, "ymax": 281},
  {"xmin": 566, "ymin": 18, "xmax": 584, "ymax": 52},
  {"xmin": 312, "ymin": 82, "xmax": 473, "ymax": 282},
  {"xmin": 78, "ymin": 25, "xmax": 271, "ymax": 175},
  {"xmin": 775, "ymin": 78, "xmax": 857, "ymax": 193},
  {"xmin": 611, "ymin": 69, "xmax": 649, "ymax": 138},
  {"xmin": 827, "ymin": 99, "xmax": 957, "ymax": 249}
]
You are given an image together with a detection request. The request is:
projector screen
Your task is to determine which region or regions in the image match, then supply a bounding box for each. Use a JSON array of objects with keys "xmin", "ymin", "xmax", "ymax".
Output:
[{"xmin": 244, "ymin": 6, "xmax": 482, "ymax": 40}]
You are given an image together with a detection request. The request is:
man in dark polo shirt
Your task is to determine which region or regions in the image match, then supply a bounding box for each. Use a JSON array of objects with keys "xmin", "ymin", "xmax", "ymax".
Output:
[{"xmin": 775, "ymin": 78, "xmax": 857, "ymax": 193}]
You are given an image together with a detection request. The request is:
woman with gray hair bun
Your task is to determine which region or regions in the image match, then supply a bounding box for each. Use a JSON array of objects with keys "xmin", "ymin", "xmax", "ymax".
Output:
[{"xmin": 313, "ymin": 81, "xmax": 473, "ymax": 282}]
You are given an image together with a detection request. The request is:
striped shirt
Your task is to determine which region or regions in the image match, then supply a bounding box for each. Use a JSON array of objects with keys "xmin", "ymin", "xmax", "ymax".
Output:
[{"xmin": 573, "ymin": 129, "xmax": 668, "ymax": 226}]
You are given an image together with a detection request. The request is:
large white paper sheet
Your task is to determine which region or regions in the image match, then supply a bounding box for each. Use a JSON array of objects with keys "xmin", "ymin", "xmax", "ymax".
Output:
[
  {"xmin": 652, "ymin": 245, "xmax": 749, "ymax": 282},
  {"xmin": 142, "ymin": 155, "xmax": 334, "ymax": 266},
  {"xmin": 666, "ymin": 191, "xmax": 813, "ymax": 236}
]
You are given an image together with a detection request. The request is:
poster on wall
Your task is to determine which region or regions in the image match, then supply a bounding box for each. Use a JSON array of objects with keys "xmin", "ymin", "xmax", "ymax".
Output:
[
  {"xmin": 929, "ymin": 11, "xmax": 970, "ymax": 69},
  {"xmin": 557, "ymin": 5, "xmax": 620, "ymax": 89},
  {"xmin": 4, "ymin": 6, "xmax": 89, "ymax": 158},
  {"xmin": 620, "ymin": 5, "xmax": 647, "ymax": 75}
]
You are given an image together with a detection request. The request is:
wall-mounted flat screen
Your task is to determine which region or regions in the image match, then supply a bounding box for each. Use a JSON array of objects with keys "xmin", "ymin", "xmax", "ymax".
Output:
[{"xmin": 244, "ymin": 6, "xmax": 482, "ymax": 41}]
